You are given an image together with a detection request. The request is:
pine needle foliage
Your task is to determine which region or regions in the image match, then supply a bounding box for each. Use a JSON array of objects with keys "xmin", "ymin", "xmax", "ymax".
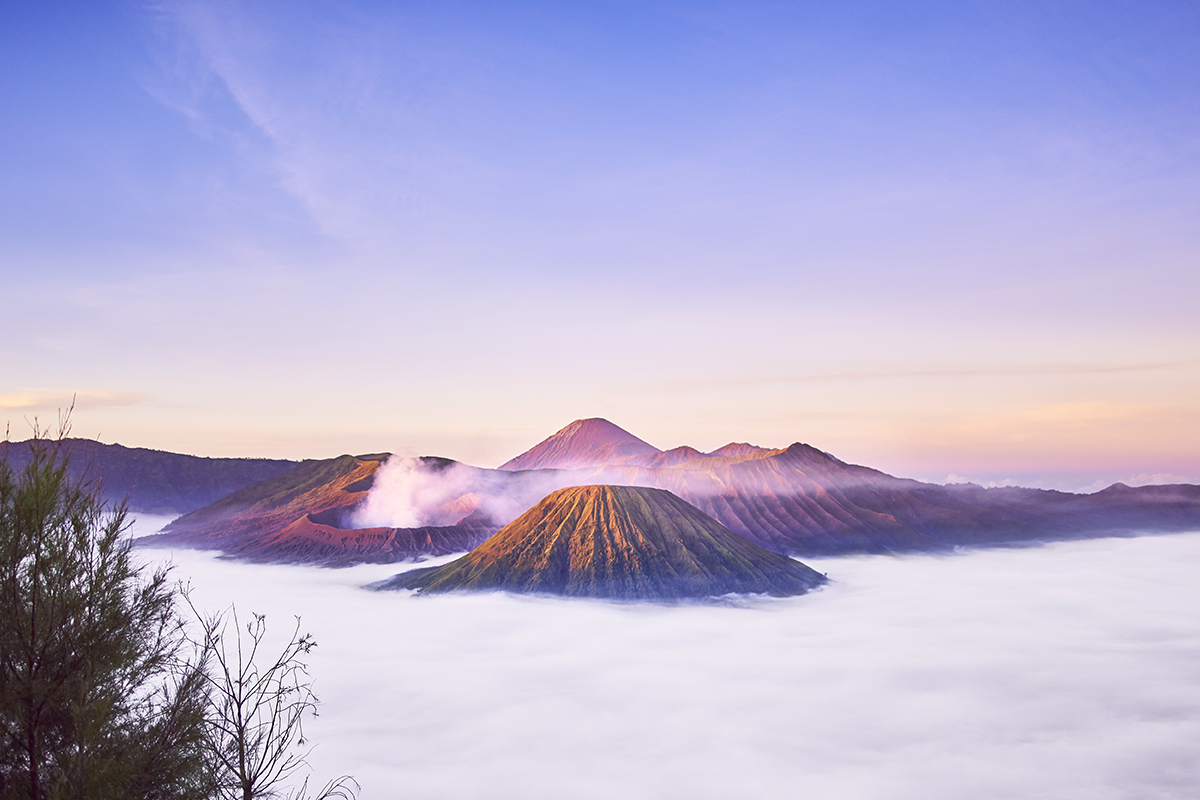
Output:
[{"xmin": 0, "ymin": 424, "xmax": 210, "ymax": 800}]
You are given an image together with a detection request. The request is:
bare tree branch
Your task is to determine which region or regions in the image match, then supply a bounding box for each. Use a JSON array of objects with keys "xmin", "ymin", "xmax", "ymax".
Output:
[{"xmin": 182, "ymin": 596, "xmax": 356, "ymax": 800}]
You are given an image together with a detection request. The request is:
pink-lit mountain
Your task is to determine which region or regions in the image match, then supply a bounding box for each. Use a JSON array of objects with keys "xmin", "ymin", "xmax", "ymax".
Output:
[
  {"xmin": 498, "ymin": 418, "xmax": 761, "ymax": 470},
  {"xmin": 498, "ymin": 418, "xmax": 661, "ymax": 470},
  {"xmin": 144, "ymin": 418, "xmax": 1200, "ymax": 565}
]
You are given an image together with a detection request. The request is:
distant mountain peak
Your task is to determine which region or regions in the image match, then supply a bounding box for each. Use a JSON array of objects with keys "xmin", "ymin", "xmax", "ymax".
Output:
[
  {"xmin": 499, "ymin": 418, "xmax": 661, "ymax": 471},
  {"xmin": 708, "ymin": 442, "xmax": 769, "ymax": 458}
]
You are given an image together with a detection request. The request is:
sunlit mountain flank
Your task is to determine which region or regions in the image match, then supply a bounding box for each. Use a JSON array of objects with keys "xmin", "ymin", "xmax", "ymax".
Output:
[{"xmin": 377, "ymin": 485, "xmax": 826, "ymax": 600}]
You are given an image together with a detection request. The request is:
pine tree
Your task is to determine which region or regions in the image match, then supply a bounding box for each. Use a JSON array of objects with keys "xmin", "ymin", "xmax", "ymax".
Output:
[{"xmin": 0, "ymin": 427, "xmax": 210, "ymax": 800}]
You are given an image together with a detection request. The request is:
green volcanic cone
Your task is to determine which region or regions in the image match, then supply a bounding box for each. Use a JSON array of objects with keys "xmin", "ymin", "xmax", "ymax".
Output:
[{"xmin": 377, "ymin": 485, "xmax": 828, "ymax": 600}]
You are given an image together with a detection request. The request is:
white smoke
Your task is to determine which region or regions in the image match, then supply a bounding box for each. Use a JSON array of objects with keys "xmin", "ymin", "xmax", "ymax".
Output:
[
  {"xmin": 351, "ymin": 454, "xmax": 469, "ymax": 528},
  {"xmin": 350, "ymin": 454, "xmax": 594, "ymax": 530},
  {"xmin": 124, "ymin": 513, "xmax": 180, "ymax": 538},
  {"xmin": 350, "ymin": 447, "xmax": 948, "ymax": 537}
]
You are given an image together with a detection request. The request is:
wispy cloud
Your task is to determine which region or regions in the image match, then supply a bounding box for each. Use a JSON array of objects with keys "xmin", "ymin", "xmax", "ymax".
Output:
[
  {"xmin": 145, "ymin": 0, "xmax": 343, "ymax": 237},
  {"xmin": 144, "ymin": 0, "xmax": 463, "ymax": 250},
  {"xmin": 659, "ymin": 358, "xmax": 1200, "ymax": 390},
  {"xmin": 0, "ymin": 389, "xmax": 146, "ymax": 415},
  {"xmin": 936, "ymin": 401, "xmax": 1183, "ymax": 437}
]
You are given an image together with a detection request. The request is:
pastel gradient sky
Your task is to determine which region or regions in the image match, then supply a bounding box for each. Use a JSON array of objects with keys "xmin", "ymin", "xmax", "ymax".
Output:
[{"xmin": 2, "ymin": 0, "xmax": 1198, "ymax": 490}]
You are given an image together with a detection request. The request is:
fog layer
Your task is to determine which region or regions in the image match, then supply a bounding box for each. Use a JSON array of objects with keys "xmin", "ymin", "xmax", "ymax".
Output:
[{"xmin": 134, "ymin": 522, "xmax": 1200, "ymax": 800}]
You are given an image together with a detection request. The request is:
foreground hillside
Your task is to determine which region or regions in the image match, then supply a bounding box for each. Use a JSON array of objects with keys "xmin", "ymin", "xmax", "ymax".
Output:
[
  {"xmin": 378, "ymin": 485, "xmax": 827, "ymax": 600},
  {"xmin": 0, "ymin": 438, "xmax": 295, "ymax": 514}
]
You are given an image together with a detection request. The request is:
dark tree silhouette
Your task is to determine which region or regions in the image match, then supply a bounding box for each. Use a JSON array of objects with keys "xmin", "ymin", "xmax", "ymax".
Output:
[
  {"xmin": 0, "ymin": 420, "xmax": 209, "ymax": 800},
  {"xmin": 192, "ymin": 605, "xmax": 358, "ymax": 800},
  {"xmin": 1, "ymin": 413, "xmax": 357, "ymax": 800}
]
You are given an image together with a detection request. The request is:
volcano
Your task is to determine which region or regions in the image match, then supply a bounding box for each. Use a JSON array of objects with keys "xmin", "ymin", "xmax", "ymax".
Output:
[
  {"xmin": 148, "ymin": 418, "xmax": 1200, "ymax": 566},
  {"xmin": 499, "ymin": 418, "xmax": 661, "ymax": 470},
  {"xmin": 377, "ymin": 485, "xmax": 827, "ymax": 600},
  {"xmin": 145, "ymin": 454, "xmax": 495, "ymax": 565}
]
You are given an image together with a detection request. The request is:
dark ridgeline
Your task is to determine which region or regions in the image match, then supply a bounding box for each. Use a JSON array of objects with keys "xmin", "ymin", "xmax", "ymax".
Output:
[
  {"xmin": 0, "ymin": 438, "xmax": 296, "ymax": 515},
  {"xmin": 378, "ymin": 485, "xmax": 827, "ymax": 600}
]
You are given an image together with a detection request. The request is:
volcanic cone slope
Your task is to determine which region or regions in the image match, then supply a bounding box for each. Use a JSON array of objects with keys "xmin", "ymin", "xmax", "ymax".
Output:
[
  {"xmin": 498, "ymin": 418, "xmax": 661, "ymax": 470},
  {"xmin": 379, "ymin": 485, "xmax": 827, "ymax": 600}
]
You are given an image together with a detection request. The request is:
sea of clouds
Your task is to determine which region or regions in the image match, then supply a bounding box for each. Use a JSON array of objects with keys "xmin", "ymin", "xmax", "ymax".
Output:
[{"xmin": 128, "ymin": 513, "xmax": 1200, "ymax": 800}]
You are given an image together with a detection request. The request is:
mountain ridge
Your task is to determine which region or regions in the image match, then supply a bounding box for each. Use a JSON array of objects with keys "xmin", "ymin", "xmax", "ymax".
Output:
[
  {"xmin": 135, "ymin": 418, "xmax": 1200, "ymax": 565},
  {"xmin": 0, "ymin": 438, "xmax": 296, "ymax": 515}
]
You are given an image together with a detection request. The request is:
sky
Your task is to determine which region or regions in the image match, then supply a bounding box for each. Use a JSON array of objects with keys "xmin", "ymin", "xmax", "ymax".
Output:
[
  {"xmin": 2, "ymin": 0, "xmax": 1198, "ymax": 490},
  {"xmin": 137, "ymin": 527, "xmax": 1200, "ymax": 799}
]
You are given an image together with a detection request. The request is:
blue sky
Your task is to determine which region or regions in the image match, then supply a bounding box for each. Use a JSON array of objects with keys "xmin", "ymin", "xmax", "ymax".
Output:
[{"xmin": 2, "ymin": 0, "xmax": 1198, "ymax": 489}]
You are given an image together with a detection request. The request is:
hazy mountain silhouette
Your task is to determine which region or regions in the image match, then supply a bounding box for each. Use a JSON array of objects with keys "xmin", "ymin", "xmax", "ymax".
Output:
[
  {"xmin": 378, "ymin": 485, "xmax": 827, "ymax": 600},
  {"xmin": 0, "ymin": 438, "xmax": 295, "ymax": 515}
]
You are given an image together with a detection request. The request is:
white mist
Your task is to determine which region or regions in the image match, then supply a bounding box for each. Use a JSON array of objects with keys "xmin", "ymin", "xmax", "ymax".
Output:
[{"xmin": 134, "ymin": 523, "xmax": 1200, "ymax": 800}]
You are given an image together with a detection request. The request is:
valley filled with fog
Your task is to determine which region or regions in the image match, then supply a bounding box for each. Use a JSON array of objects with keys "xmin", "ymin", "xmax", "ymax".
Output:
[{"xmin": 131, "ymin": 516, "xmax": 1200, "ymax": 800}]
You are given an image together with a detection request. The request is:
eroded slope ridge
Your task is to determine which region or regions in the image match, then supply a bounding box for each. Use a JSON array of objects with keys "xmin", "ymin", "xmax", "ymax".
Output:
[{"xmin": 379, "ymin": 485, "xmax": 827, "ymax": 600}]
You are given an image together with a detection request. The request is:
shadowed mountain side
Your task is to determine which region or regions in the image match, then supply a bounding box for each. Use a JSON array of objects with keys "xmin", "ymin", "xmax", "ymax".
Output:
[
  {"xmin": 0, "ymin": 438, "xmax": 296, "ymax": 515},
  {"xmin": 377, "ymin": 485, "xmax": 827, "ymax": 601},
  {"xmin": 216, "ymin": 514, "xmax": 492, "ymax": 567},
  {"xmin": 152, "ymin": 453, "xmax": 389, "ymax": 546}
]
